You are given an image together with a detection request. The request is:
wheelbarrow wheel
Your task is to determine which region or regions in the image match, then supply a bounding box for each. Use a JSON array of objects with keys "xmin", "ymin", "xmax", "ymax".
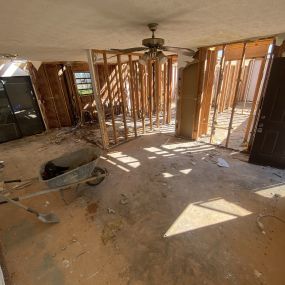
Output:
[{"xmin": 86, "ymin": 167, "xmax": 107, "ymax": 186}]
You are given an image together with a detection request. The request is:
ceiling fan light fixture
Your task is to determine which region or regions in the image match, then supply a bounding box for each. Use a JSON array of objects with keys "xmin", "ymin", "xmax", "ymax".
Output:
[
  {"xmin": 157, "ymin": 51, "xmax": 167, "ymax": 64},
  {"xmin": 139, "ymin": 52, "xmax": 150, "ymax": 66}
]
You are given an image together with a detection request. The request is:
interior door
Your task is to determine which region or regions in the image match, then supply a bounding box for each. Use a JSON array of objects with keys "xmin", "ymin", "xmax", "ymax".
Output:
[
  {"xmin": 2, "ymin": 76, "xmax": 45, "ymax": 136},
  {"xmin": 0, "ymin": 81, "xmax": 21, "ymax": 142},
  {"xmin": 249, "ymin": 57, "xmax": 285, "ymax": 168}
]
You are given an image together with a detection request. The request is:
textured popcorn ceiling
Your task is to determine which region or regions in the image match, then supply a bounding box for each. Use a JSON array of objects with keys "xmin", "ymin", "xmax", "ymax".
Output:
[{"xmin": 1, "ymin": 0, "xmax": 285, "ymax": 61}]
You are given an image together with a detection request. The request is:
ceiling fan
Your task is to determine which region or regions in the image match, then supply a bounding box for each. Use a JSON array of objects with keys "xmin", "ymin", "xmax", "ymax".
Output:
[{"xmin": 110, "ymin": 23, "xmax": 195, "ymax": 65}]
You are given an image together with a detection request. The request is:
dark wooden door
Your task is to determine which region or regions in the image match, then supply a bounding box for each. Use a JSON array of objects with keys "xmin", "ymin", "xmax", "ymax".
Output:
[
  {"xmin": 249, "ymin": 58, "xmax": 285, "ymax": 168},
  {"xmin": 2, "ymin": 76, "xmax": 45, "ymax": 137}
]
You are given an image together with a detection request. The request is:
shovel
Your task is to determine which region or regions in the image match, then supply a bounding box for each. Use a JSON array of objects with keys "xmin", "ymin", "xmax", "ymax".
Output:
[{"xmin": 0, "ymin": 194, "xmax": 60, "ymax": 224}]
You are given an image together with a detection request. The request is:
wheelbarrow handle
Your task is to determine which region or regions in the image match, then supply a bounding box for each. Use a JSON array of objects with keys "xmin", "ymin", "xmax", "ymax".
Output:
[{"xmin": 4, "ymin": 179, "xmax": 22, "ymax": 183}]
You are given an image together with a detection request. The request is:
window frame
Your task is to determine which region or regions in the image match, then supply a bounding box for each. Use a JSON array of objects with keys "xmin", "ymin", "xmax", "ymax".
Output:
[{"xmin": 73, "ymin": 72, "xmax": 94, "ymax": 96}]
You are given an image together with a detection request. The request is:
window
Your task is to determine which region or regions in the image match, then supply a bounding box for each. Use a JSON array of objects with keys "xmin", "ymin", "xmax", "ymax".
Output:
[{"xmin": 74, "ymin": 72, "xmax": 93, "ymax": 95}]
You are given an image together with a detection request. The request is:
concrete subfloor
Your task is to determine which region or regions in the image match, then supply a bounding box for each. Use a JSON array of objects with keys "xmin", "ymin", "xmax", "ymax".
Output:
[{"xmin": 0, "ymin": 131, "xmax": 285, "ymax": 285}]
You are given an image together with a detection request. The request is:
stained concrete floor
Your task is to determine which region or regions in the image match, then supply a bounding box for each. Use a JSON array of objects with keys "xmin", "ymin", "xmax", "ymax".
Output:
[{"xmin": 0, "ymin": 131, "xmax": 285, "ymax": 285}]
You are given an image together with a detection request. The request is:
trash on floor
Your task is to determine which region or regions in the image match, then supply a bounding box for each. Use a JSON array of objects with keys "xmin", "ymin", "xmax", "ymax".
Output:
[
  {"xmin": 107, "ymin": 208, "xmax": 116, "ymax": 214},
  {"xmin": 217, "ymin": 158, "xmax": 230, "ymax": 168},
  {"xmin": 120, "ymin": 194, "xmax": 128, "ymax": 205}
]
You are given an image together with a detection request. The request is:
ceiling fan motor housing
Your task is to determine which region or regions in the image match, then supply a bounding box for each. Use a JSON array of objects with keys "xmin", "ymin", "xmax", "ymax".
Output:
[{"xmin": 142, "ymin": 38, "xmax": 165, "ymax": 48}]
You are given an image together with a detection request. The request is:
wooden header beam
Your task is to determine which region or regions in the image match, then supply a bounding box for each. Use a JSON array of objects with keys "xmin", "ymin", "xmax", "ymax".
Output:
[{"xmin": 200, "ymin": 37, "xmax": 273, "ymax": 50}]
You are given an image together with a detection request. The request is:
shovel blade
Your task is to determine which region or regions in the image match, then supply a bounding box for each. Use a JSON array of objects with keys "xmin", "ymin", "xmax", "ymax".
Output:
[{"xmin": 38, "ymin": 213, "xmax": 60, "ymax": 224}]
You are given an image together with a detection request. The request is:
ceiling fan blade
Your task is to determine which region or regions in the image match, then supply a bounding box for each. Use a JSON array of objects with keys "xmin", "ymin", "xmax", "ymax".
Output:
[
  {"xmin": 162, "ymin": 46, "xmax": 195, "ymax": 56},
  {"xmin": 110, "ymin": 47, "xmax": 148, "ymax": 53}
]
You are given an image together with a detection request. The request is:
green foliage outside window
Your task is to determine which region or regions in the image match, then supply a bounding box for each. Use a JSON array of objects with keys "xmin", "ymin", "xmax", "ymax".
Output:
[{"xmin": 74, "ymin": 72, "xmax": 93, "ymax": 96}]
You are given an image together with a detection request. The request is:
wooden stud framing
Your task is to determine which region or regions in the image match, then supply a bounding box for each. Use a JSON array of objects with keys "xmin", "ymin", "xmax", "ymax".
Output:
[
  {"xmin": 155, "ymin": 60, "xmax": 161, "ymax": 128},
  {"xmin": 219, "ymin": 62, "xmax": 230, "ymax": 113},
  {"xmin": 87, "ymin": 50, "xmax": 109, "ymax": 149},
  {"xmin": 128, "ymin": 55, "xmax": 137, "ymax": 137},
  {"xmin": 193, "ymin": 48, "xmax": 208, "ymax": 139},
  {"xmin": 166, "ymin": 57, "xmax": 173, "ymax": 124},
  {"xmin": 117, "ymin": 54, "xmax": 128, "ymax": 140},
  {"xmin": 225, "ymin": 64, "xmax": 235, "ymax": 109},
  {"xmin": 230, "ymin": 62, "xmax": 240, "ymax": 107},
  {"xmin": 139, "ymin": 62, "xmax": 146, "ymax": 133},
  {"xmin": 147, "ymin": 60, "xmax": 153, "ymax": 130},
  {"xmin": 210, "ymin": 45, "xmax": 226, "ymax": 143},
  {"xmin": 163, "ymin": 63, "xmax": 167, "ymax": 124},
  {"xmin": 114, "ymin": 67, "xmax": 121, "ymax": 114},
  {"xmin": 225, "ymin": 42, "xmax": 247, "ymax": 147},
  {"xmin": 133, "ymin": 62, "xmax": 140, "ymax": 119},
  {"xmin": 199, "ymin": 49, "xmax": 217, "ymax": 136},
  {"xmin": 103, "ymin": 51, "xmax": 117, "ymax": 144},
  {"xmin": 243, "ymin": 57, "xmax": 266, "ymax": 143}
]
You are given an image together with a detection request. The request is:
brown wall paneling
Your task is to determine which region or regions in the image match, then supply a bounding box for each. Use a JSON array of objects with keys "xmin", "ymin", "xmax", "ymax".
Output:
[
  {"xmin": 37, "ymin": 65, "xmax": 61, "ymax": 128},
  {"xmin": 44, "ymin": 64, "xmax": 72, "ymax": 127}
]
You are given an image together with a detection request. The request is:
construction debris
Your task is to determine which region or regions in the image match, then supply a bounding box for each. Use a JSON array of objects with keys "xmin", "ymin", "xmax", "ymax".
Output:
[
  {"xmin": 256, "ymin": 214, "xmax": 285, "ymax": 234},
  {"xmin": 62, "ymin": 259, "xmax": 71, "ymax": 268},
  {"xmin": 49, "ymin": 124, "xmax": 103, "ymax": 147},
  {"xmin": 254, "ymin": 270, "xmax": 262, "ymax": 279},
  {"xmin": 12, "ymin": 180, "xmax": 33, "ymax": 190},
  {"xmin": 120, "ymin": 194, "xmax": 128, "ymax": 205},
  {"xmin": 107, "ymin": 208, "xmax": 116, "ymax": 214},
  {"xmin": 217, "ymin": 158, "xmax": 230, "ymax": 168},
  {"xmin": 256, "ymin": 215, "xmax": 266, "ymax": 234}
]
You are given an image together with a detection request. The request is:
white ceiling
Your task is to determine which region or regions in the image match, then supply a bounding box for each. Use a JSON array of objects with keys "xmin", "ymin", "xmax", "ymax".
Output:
[{"xmin": 1, "ymin": 0, "xmax": 285, "ymax": 62}]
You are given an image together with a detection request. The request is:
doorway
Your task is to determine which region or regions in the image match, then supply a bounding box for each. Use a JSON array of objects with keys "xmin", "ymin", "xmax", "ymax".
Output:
[
  {"xmin": 196, "ymin": 39, "xmax": 273, "ymax": 151},
  {"xmin": 0, "ymin": 76, "xmax": 45, "ymax": 143}
]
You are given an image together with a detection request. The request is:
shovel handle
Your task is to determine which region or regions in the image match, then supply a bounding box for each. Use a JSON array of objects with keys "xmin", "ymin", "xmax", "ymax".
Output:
[{"xmin": 0, "ymin": 197, "xmax": 19, "ymax": 205}]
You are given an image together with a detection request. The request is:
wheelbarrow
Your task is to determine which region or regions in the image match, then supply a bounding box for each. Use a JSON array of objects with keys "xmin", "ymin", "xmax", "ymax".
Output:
[
  {"xmin": 0, "ymin": 147, "xmax": 107, "ymax": 223},
  {"xmin": 39, "ymin": 147, "xmax": 105, "ymax": 188}
]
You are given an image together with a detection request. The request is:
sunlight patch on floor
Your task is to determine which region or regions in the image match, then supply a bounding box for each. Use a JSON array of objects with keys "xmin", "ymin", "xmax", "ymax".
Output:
[
  {"xmin": 162, "ymin": 172, "xmax": 174, "ymax": 178},
  {"xmin": 108, "ymin": 152, "xmax": 141, "ymax": 168},
  {"xmin": 164, "ymin": 198, "xmax": 252, "ymax": 237},
  {"xmin": 101, "ymin": 156, "xmax": 131, "ymax": 172},
  {"xmin": 254, "ymin": 183, "xmax": 285, "ymax": 198},
  {"xmin": 179, "ymin": 169, "xmax": 192, "ymax": 174}
]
